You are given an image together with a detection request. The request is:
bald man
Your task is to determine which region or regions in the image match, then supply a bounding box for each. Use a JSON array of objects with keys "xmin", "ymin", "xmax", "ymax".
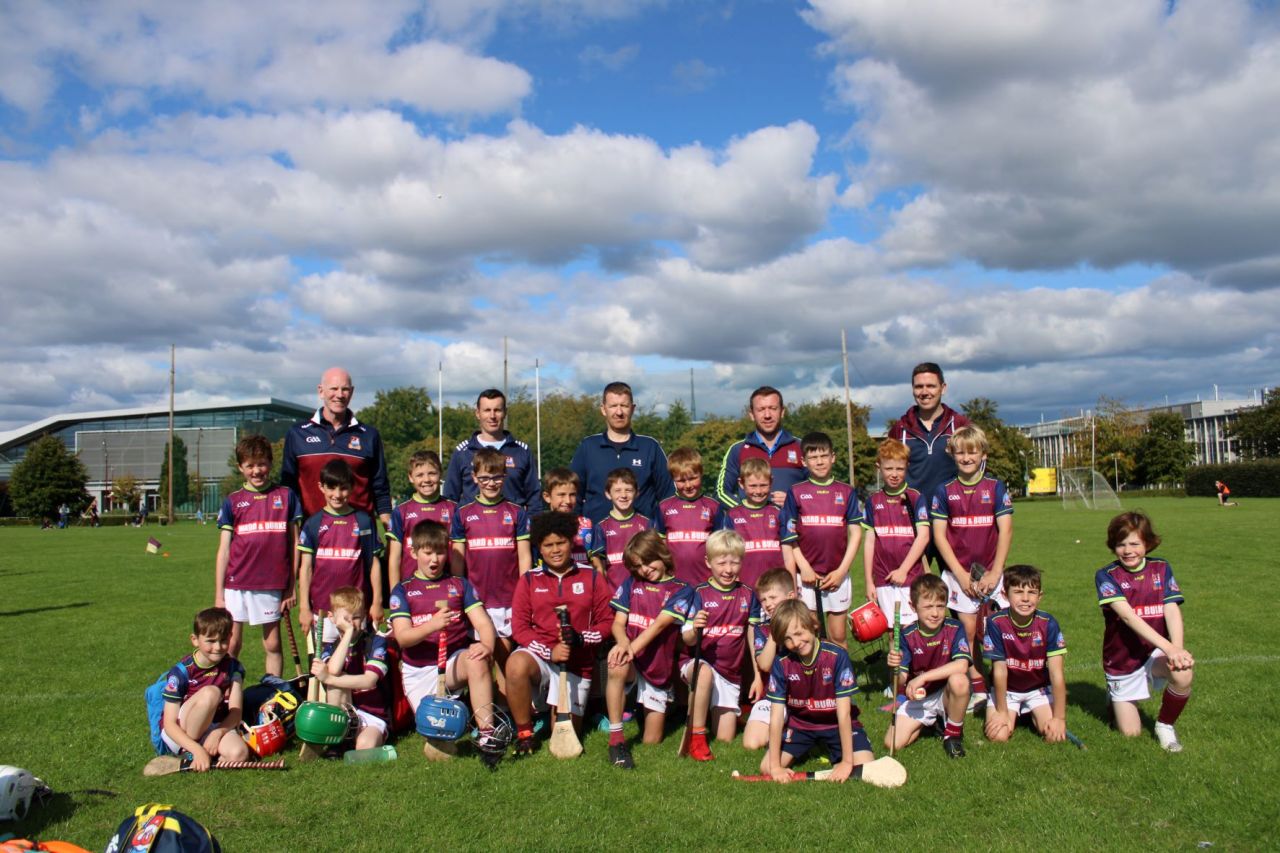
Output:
[{"xmin": 281, "ymin": 367, "xmax": 392, "ymax": 527}]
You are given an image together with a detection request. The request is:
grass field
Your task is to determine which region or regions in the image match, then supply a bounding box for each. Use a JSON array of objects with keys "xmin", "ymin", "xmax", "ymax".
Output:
[{"xmin": 2, "ymin": 497, "xmax": 1277, "ymax": 850}]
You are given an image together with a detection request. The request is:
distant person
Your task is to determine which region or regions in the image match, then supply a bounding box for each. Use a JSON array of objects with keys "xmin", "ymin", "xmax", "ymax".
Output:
[
  {"xmin": 716, "ymin": 386, "xmax": 806, "ymax": 509},
  {"xmin": 570, "ymin": 382, "xmax": 673, "ymax": 522},
  {"xmin": 887, "ymin": 363, "xmax": 971, "ymax": 506},
  {"xmin": 1214, "ymin": 480, "xmax": 1237, "ymax": 507},
  {"xmin": 57, "ymin": 503, "xmax": 69, "ymax": 529},
  {"xmin": 282, "ymin": 367, "xmax": 392, "ymax": 527},
  {"xmin": 444, "ymin": 389, "xmax": 541, "ymax": 510}
]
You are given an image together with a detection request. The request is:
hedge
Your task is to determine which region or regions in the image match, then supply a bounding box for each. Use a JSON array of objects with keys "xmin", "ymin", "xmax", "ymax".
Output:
[{"xmin": 1186, "ymin": 460, "xmax": 1280, "ymax": 497}]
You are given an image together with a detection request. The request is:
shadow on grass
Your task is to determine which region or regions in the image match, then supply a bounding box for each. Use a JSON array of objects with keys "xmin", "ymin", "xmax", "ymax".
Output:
[
  {"xmin": 1068, "ymin": 679, "xmax": 1115, "ymax": 727},
  {"xmin": 10, "ymin": 788, "xmax": 120, "ymax": 840},
  {"xmin": 0, "ymin": 602, "xmax": 91, "ymax": 618}
]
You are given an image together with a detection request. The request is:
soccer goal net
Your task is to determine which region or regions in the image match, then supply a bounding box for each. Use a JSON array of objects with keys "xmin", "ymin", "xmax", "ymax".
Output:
[{"xmin": 1059, "ymin": 467, "xmax": 1121, "ymax": 510}]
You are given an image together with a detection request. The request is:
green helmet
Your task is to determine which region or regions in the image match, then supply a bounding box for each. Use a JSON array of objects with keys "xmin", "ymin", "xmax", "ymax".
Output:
[{"xmin": 294, "ymin": 702, "xmax": 357, "ymax": 746}]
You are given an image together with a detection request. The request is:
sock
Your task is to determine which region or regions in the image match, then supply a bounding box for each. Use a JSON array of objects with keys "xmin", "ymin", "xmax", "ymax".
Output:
[
  {"xmin": 516, "ymin": 724, "xmax": 534, "ymax": 740},
  {"xmin": 609, "ymin": 722, "xmax": 625, "ymax": 746},
  {"xmin": 852, "ymin": 764, "xmax": 863, "ymax": 779},
  {"xmin": 691, "ymin": 728, "xmax": 708, "ymax": 744},
  {"xmin": 944, "ymin": 718, "xmax": 964, "ymax": 739},
  {"xmin": 1157, "ymin": 687, "xmax": 1190, "ymax": 725},
  {"xmin": 970, "ymin": 675, "xmax": 987, "ymax": 695}
]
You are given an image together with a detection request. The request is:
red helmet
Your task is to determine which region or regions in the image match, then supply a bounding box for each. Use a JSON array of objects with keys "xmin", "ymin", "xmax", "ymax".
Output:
[
  {"xmin": 849, "ymin": 601, "xmax": 889, "ymax": 642},
  {"xmin": 242, "ymin": 715, "xmax": 288, "ymax": 757}
]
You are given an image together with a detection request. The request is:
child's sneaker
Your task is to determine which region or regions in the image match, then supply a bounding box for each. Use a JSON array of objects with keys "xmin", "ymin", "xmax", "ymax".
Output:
[
  {"xmin": 1154, "ymin": 722, "xmax": 1182, "ymax": 753},
  {"xmin": 689, "ymin": 737, "xmax": 715, "ymax": 762},
  {"xmin": 942, "ymin": 736, "xmax": 966, "ymax": 759},
  {"xmin": 608, "ymin": 742, "xmax": 635, "ymax": 769},
  {"xmin": 513, "ymin": 735, "xmax": 538, "ymax": 758},
  {"xmin": 967, "ymin": 692, "xmax": 988, "ymax": 714}
]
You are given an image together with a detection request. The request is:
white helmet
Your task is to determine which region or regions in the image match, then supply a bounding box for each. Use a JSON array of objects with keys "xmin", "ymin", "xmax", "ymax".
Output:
[{"xmin": 0, "ymin": 766, "xmax": 47, "ymax": 821}]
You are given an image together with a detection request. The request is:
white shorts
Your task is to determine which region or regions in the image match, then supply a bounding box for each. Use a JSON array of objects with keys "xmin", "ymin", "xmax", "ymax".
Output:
[
  {"xmin": 896, "ymin": 687, "xmax": 947, "ymax": 726},
  {"xmin": 875, "ymin": 585, "xmax": 917, "ymax": 626},
  {"xmin": 224, "ymin": 588, "xmax": 282, "ymax": 626},
  {"xmin": 680, "ymin": 659, "xmax": 741, "ymax": 711},
  {"xmin": 746, "ymin": 698, "xmax": 776, "ymax": 726},
  {"xmin": 354, "ymin": 707, "xmax": 388, "ymax": 737},
  {"xmin": 513, "ymin": 648, "xmax": 590, "ymax": 716},
  {"xmin": 1002, "ymin": 687, "xmax": 1052, "ymax": 716},
  {"xmin": 486, "ymin": 606, "xmax": 512, "ymax": 639},
  {"xmin": 1106, "ymin": 650, "xmax": 1168, "ymax": 703},
  {"xmin": 798, "ymin": 575, "xmax": 853, "ymax": 614},
  {"xmin": 625, "ymin": 670, "xmax": 674, "ymax": 713},
  {"xmin": 942, "ymin": 571, "xmax": 1008, "ymax": 615},
  {"xmin": 400, "ymin": 651, "xmax": 467, "ymax": 712}
]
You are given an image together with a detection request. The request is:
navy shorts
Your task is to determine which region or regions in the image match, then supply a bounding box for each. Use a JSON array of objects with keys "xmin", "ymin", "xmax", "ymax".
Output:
[{"xmin": 781, "ymin": 723, "xmax": 872, "ymax": 764}]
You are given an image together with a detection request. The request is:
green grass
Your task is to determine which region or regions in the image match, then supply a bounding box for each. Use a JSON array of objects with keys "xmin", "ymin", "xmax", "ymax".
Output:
[{"xmin": 2, "ymin": 498, "xmax": 1277, "ymax": 850}]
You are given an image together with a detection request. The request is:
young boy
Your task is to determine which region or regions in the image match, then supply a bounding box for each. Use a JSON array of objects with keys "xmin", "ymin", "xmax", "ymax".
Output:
[
  {"xmin": 589, "ymin": 467, "xmax": 651, "ymax": 589},
  {"xmin": 540, "ymin": 467, "xmax": 595, "ymax": 566},
  {"xmin": 886, "ymin": 574, "xmax": 972, "ymax": 758},
  {"xmin": 389, "ymin": 521, "xmax": 499, "ymax": 753},
  {"xmin": 930, "ymin": 424, "xmax": 1013, "ymax": 707},
  {"xmin": 653, "ymin": 448, "xmax": 726, "ymax": 586},
  {"xmin": 604, "ymin": 531, "xmax": 689, "ymax": 768},
  {"xmin": 862, "ymin": 438, "xmax": 931, "ymax": 627},
  {"xmin": 214, "ymin": 435, "xmax": 302, "ymax": 677},
  {"xmin": 312, "ymin": 586, "xmax": 391, "ymax": 750},
  {"xmin": 742, "ymin": 568, "xmax": 798, "ymax": 749},
  {"xmin": 983, "ymin": 565, "xmax": 1069, "ymax": 744},
  {"xmin": 724, "ymin": 458, "xmax": 791, "ymax": 591},
  {"xmin": 450, "ymin": 447, "xmax": 532, "ymax": 671},
  {"xmin": 780, "ymin": 432, "xmax": 863, "ymax": 644},
  {"xmin": 386, "ymin": 450, "xmax": 457, "ymax": 581},
  {"xmin": 160, "ymin": 607, "xmax": 249, "ymax": 772},
  {"xmin": 1097, "ymin": 511, "xmax": 1195, "ymax": 752},
  {"xmin": 507, "ymin": 512, "xmax": 614, "ymax": 755},
  {"xmin": 669, "ymin": 529, "xmax": 762, "ymax": 761},
  {"xmin": 297, "ymin": 459, "xmax": 384, "ymax": 638},
  {"xmin": 760, "ymin": 600, "xmax": 871, "ymax": 783}
]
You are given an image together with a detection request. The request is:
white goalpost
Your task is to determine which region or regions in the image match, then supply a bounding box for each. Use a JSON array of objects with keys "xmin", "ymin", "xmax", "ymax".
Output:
[{"xmin": 1059, "ymin": 467, "xmax": 1122, "ymax": 510}]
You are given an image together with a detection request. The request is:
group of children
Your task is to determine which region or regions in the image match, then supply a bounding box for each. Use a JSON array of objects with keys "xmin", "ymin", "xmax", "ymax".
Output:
[{"xmin": 161, "ymin": 422, "xmax": 1196, "ymax": 776}]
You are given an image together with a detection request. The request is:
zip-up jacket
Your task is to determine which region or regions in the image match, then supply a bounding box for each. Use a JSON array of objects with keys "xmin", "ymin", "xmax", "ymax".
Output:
[
  {"xmin": 443, "ymin": 431, "xmax": 542, "ymax": 511},
  {"xmin": 281, "ymin": 410, "xmax": 391, "ymax": 518},
  {"xmin": 715, "ymin": 428, "xmax": 807, "ymax": 508},
  {"xmin": 886, "ymin": 403, "xmax": 971, "ymax": 504}
]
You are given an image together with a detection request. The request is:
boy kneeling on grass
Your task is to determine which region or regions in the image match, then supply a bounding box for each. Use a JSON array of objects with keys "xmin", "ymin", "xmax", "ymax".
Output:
[{"xmin": 160, "ymin": 607, "xmax": 248, "ymax": 772}]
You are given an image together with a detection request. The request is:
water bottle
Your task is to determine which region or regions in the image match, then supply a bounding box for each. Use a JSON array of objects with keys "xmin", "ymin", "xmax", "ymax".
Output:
[{"xmin": 343, "ymin": 744, "xmax": 397, "ymax": 764}]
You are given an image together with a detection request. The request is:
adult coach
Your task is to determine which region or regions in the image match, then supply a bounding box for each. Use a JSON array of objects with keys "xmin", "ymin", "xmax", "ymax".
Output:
[
  {"xmin": 715, "ymin": 386, "xmax": 806, "ymax": 508},
  {"xmin": 281, "ymin": 367, "xmax": 392, "ymax": 526},
  {"xmin": 570, "ymin": 382, "xmax": 673, "ymax": 522},
  {"xmin": 886, "ymin": 362, "xmax": 971, "ymax": 503},
  {"xmin": 443, "ymin": 388, "xmax": 541, "ymax": 509}
]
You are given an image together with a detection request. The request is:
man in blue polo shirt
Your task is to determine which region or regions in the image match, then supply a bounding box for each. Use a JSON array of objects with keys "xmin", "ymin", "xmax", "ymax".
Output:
[
  {"xmin": 281, "ymin": 367, "xmax": 392, "ymax": 527},
  {"xmin": 886, "ymin": 362, "xmax": 971, "ymax": 504},
  {"xmin": 443, "ymin": 388, "xmax": 542, "ymax": 510},
  {"xmin": 716, "ymin": 386, "xmax": 807, "ymax": 509},
  {"xmin": 570, "ymin": 382, "xmax": 673, "ymax": 523}
]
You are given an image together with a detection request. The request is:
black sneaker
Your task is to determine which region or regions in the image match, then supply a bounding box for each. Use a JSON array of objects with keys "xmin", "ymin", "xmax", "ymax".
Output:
[
  {"xmin": 514, "ymin": 736, "xmax": 537, "ymax": 758},
  {"xmin": 609, "ymin": 743, "xmax": 635, "ymax": 770},
  {"xmin": 943, "ymin": 736, "xmax": 966, "ymax": 759}
]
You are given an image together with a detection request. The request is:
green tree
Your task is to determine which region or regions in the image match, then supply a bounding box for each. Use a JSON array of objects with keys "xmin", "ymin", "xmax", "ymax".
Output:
[
  {"xmin": 10, "ymin": 435, "xmax": 89, "ymax": 521},
  {"xmin": 1136, "ymin": 411, "xmax": 1195, "ymax": 486},
  {"xmin": 112, "ymin": 473, "xmax": 142, "ymax": 512},
  {"xmin": 159, "ymin": 436, "xmax": 189, "ymax": 512},
  {"xmin": 356, "ymin": 386, "xmax": 435, "ymax": 448},
  {"xmin": 1230, "ymin": 388, "xmax": 1280, "ymax": 459},
  {"xmin": 960, "ymin": 397, "xmax": 1035, "ymax": 495}
]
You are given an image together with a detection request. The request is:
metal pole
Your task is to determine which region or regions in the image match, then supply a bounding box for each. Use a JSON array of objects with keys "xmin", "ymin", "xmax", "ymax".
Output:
[
  {"xmin": 502, "ymin": 336, "xmax": 509, "ymax": 418},
  {"xmin": 535, "ymin": 359, "xmax": 543, "ymax": 479},
  {"xmin": 437, "ymin": 362, "xmax": 444, "ymax": 457},
  {"xmin": 841, "ymin": 329, "xmax": 855, "ymax": 485},
  {"xmin": 167, "ymin": 344, "xmax": 175, "ymax": 525},
  {"xmin": 1090, "ymin": 412, "xmax": 1096, "ymax": 506},
  {"xmin": 690, "ymin": 367, "xmax": 696, "ymax": 422}
]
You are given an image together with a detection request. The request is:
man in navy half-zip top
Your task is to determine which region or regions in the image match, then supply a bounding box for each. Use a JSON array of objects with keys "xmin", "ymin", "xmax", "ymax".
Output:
[
  {"xmin": 443, "ymin": 388, "xmax": 542, "ymax": 511},
  {"xmin": 570, "ymin": 382, "xmax": 673, "ymax": 523},
  {"xmin": 716, "ymin": 386, "xmax": 807, "ymax": 509},
  {"xmin": 886, "ymin": 363, "xmax": 971, "ymax": 503},
  {"xmin": 282, "ymin": 367, "xmax": 392, "ymax": 527}
]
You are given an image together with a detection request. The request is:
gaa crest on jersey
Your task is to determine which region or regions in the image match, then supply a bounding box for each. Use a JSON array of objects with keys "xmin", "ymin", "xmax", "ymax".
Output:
[
  {"xmin": 273, "ymin": 495, "xmax": 283, "ymax": 509},
  {"xmin": 839, "ymin": 670, "xmax": 854, "ymax": 687},
  {"xmin": 768, "ymin": 515, "xmax": 777, "ymax": 529},
  {"xmin": 1099, "ymin": 580, "xmax": 1119, "ymax": 597},
  {"xmin": 787, "ymin": 450, "xmax": 798, "ymax": 463},
  {"xmin": 1169, "ymin": 577, "xmax": 1180, "ymax": 592},
  {"xmin": 349, "ymin": 436, "xmax": 362, "ymax": 451},
  {"xmin": 980, "ymin": 491, "xmax": 991, "ymax": 504},
  {"xmin": 701, "ymin": 507, "xmax": 711, "ymax": 521},
  {"xmin": 389, "ymin": 593, "xmax": 403, "ymax": 609},
  {"xmin": 505, "ymin": 456, "xmax": 515, "ymax": 468},
  {"xmin": 1031, "ymin": 634, "xmax": 1043, "ymax": 647},
  {"xmin": 982, "ymin": 635, "xmax": 994, "ymax": 652},
  {"xmin": 503, "ymin": 512, "xmax": 513, "ymax": 525},
  {"xmin": 1153, "ymin": 574, "xmax": 1163, "ymax": 590},
  {"xmin": 166, "ymin": 675, "xmax": 179, "ymax": 692},
  {"xmin": 834, "ymin": 493, "xmax": 844, "ymax": 505},
  {"xmin": 573, "ymin": 582, "xmax": 584, "ymax": 594},
  {"xmin": 822, "ymin": 667, "xmax": 833, "ymax": 683},
  {"xmin": 957, "ymin": 636, "xmax": 970, "ymax": 654}
]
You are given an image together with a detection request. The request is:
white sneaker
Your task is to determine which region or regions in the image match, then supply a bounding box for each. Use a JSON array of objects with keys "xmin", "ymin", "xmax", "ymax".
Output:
[{"xmin": 1154, "ymin": 722, "xmax": 1183, "ymax": 753}]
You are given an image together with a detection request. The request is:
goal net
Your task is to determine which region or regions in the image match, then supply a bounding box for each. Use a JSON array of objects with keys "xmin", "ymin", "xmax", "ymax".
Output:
[{"xmin": 1059, "ymin": 467, "xmax": 1122, "ymax": 510}]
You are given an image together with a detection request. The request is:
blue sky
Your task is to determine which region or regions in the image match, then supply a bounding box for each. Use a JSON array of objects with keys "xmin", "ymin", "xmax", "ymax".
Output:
[{"xmin": 1, "ymin": 0, "xmax": 1276, "ymax": 434}]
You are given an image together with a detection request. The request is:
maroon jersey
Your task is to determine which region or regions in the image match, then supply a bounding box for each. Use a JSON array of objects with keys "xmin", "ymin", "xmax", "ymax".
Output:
[
  {"xmin": 217, "ymin": 484, "xmax": 302, "ymax": 591},
  {"xmin": 162, "ymin": 654, "xmax": 245, "ymax": 710},
  {"xmin": 725, "ymin": 502, "xmax": 784, "ymax": 589},
  {"xmin": 297, "ymin": 508, "xmax": 382, "ymax": 613},
  {"xmin": 511, "ymin": 563, "xmax": 613, "ymax": 678},
  {"xmin": 590, "ymin": 512, "xmax": 651, "ymax": 588},
  {"xmin": 929, "ymin": 476, "xmax": 1012, "ymax": 575},
  {"xmin": 983, "ymin": 610, "xmax": 1066, "ymax": 692},
  {"xmin": 666, "ymin": 580, "xmax": 762, "ymax": 683},
  {"xmin": 450, "ymin": 497, "xmax": 530, "ymax": 609},
  {"xmin": 780, "ymin": 478, "xmax": 863, "ymax": 575},
  {"xmin": 387, "ymin": 496, "xmax": 457, "ymax": 581},
  {"xmin": 610, "ymin": 575, "xmax": 689, "ymax": 688},
  {"xmin": 387, "ymin": 574, "xmax": 484, "ymax": 667},
  {"xmin": 767, "ymin": 641, "xmax": 858, "ymax": 731},
  {"xmin": 654, "ymin": 495, "xmax": 725, "ymax": 586},
  {"xmin": 862, "ymin": 487, "xmax": 930, "ymax": 586},
  {"xmin": 896, "ymin": 618, "xmax": 972, "ymax": 695},
  {"xmin": 321, "ymin": 632, "xmax": 389, "ymax": 721},
  {"xmin": 1095, "ymin": 557, "xmax": 1184, "ymax": 676}
]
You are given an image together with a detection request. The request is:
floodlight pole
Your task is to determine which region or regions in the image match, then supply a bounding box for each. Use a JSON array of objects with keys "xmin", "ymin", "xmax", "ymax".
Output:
[
  {"xmin": 841, "ymin": 329, "xmax": 855, "ymax": 485},
  {"xmin": 167, "ymin": 344, "xmax": 175, "ymax": 525},
  {"xmin": 437, "ymin": 362, "xmax": 444, "ymax": 457},
  {"xmin": 1090, "ymin": 411, "xmax": 1096, "ymax": 506},
  {"xmin": 535, "ymin": 359, "xmax": 543, "ymax": 479}
]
